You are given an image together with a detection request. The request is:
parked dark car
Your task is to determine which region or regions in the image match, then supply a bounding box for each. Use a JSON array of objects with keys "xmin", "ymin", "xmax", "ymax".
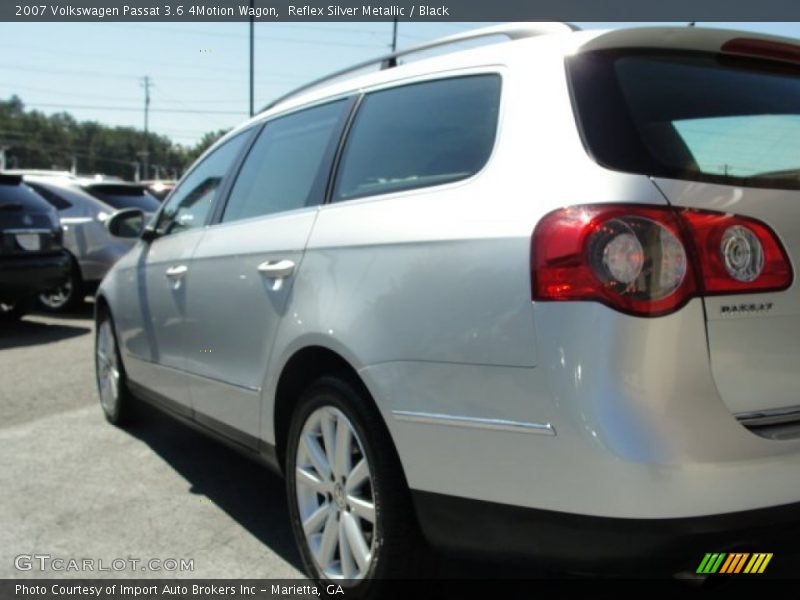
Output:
[
  {"xmin": 0, "ymin": 174, "xmax": 70, "ymax": 321},
  {"xmin": 23, "ymin": 177, "xmax": 158, "ymax": 312}
]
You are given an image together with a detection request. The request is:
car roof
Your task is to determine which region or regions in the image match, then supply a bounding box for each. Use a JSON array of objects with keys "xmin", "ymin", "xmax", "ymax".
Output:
[
  {"xmin": 260, "ymin": 24, "xmax": 800, "ymax": 117},
  {"xmin": 207, "ymin": 23, "xmax": 800, "ymax": 158}
]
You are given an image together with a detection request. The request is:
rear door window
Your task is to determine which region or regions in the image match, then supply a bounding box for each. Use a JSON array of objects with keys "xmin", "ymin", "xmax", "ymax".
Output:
[
  {"xmin": 222, "ymin": 100, "xmax": 347, "ymax": 223},
  {"xmin": 568, "ymin": 50, "xmax": 800, "ymax": 189},
  {"xmin": 333, "ymin": 75, "xmax": 501, "ymax": 201}
]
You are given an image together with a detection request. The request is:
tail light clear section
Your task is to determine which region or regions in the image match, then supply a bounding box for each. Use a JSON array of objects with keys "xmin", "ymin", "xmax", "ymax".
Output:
[
  {"xmin": 532, "ymin": 204, "xmax": 793, "ymax": 317},
  {"xmin": 679, "ymin": 210, "xmax": 792, "ymax": 295}
]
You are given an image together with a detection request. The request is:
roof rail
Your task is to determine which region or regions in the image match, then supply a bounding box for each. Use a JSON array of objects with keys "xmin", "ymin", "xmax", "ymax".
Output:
[{"xmin": 262, "ymin": 22, "xmax": 578, "ymax": 111}]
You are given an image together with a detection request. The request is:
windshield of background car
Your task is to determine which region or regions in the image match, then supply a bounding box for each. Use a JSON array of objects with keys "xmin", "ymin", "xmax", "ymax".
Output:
[
  {"xmin": 82, "ymin": 184, "xmax": 161, "ymax": 211},
  {"xmin": 568, "ymin": 49, "xmax": 800, "ymax": 190}
]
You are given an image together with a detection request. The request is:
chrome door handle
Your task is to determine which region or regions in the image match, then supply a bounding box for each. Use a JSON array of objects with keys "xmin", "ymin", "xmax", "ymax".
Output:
[
  {"xmin": 257, "ymin": 259, "xmax": 295, "ymax": 279},
  {"xmin": 165, "ymin": 265, "xmax": 188, "ymax": 279}
]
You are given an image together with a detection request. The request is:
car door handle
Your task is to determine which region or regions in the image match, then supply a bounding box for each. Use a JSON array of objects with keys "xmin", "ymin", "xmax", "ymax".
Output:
[
  {"xmin": 257, "ymin": 259, "xmax": 295, "ymax": 279},
  {"xmin": 165, "ymin": 265, "xmax": 188, "ymax": 279}
]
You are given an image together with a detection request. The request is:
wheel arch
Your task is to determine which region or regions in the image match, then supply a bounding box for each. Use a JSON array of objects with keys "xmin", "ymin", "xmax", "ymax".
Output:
[
  {"xmin": 94, "ymin": 292, "xmax": 110, "ymax": 323},
  {"xmin": 272, "ymin": 345, "xmax": 402, "ymax": 479}
]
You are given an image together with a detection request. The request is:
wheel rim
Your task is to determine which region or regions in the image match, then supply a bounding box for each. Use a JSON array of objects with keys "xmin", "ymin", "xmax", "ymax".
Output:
[
  {"xmin": 295, "ymin": 406, "xmax": 376, "ymax": 582},
  {"xmin": 96, "ymin": 320, "xmax": 120, "ymax": 416},
  {"xmin": 39, "ymin": 277, "xmax": 73, "ymax": 309}
]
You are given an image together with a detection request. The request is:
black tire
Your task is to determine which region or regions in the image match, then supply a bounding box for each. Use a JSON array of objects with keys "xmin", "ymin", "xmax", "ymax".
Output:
[
  {"xmin": 38, "ymin": 262, "xmax": 83, "ymax": 312},
  {"xmin": 95, "ymin": 308, "xmax": 135, "ymax": 426},
  {"xmin": 285, "ymin": 375, "xmax": 428, "ymax": 597}
]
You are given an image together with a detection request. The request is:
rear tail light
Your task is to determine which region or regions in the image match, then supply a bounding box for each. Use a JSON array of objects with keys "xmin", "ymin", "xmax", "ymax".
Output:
[
  {"xmin": 680, "ymin": 211, "xmax": 792, "ymax": 295},
  {"xmin": 532, "ymin": 204, "xmax": 792, "ymax": 317}
]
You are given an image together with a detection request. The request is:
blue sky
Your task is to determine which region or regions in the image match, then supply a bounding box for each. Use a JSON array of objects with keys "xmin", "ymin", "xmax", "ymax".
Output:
[{"xmin": 1, "ymin": 21, "xmax": 799, "ymax": 148}]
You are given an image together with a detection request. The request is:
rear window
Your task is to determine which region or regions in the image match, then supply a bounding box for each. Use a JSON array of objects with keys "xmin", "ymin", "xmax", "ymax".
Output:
[
  {"xmin": 82, "ymin": 184, "xmax": 160, "ymax": 211},
  {"xmin": 0, "ymin": 177, "xmax": 52, "ymax": 212},
  {"xmin": 333, "ymin": 74, "xmax": 501, "ymax": 201},
  {"xmin": 568, "ymin": 50, "xmax": 800, "ymax": 190}
]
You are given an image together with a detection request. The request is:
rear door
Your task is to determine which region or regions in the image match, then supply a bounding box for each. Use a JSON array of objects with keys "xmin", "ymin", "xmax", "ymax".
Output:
[
  {"xmin": 569, "ymin": 42, "xmax": 800, "ymax": 420},
  {"xmin": 184, "ymin": 99, "xmax": 351, "ymax": 442}
]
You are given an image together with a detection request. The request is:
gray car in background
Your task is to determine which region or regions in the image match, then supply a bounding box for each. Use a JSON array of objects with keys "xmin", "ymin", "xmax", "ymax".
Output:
[{"xmin": 23, "ymin": 176, "xmax": 159, "ymax": 311}]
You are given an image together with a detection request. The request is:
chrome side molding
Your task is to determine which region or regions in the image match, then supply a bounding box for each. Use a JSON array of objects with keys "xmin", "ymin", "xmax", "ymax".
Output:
[{"xmin": 392, "ymin": 410, "xmax": 555, "ymax": 436}]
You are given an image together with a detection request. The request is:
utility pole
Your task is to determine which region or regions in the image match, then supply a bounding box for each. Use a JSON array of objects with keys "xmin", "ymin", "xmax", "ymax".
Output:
[
  {"xmin": 140, "ymin": 76, "xmax": 153, "ymax": 180},
  {"xmin": 391, "ymin": 18, "xmax": 398, "ymax": 52},
  {"xmin": 249, "ymin": 0, "xmax": 255, "ymax": 117}
]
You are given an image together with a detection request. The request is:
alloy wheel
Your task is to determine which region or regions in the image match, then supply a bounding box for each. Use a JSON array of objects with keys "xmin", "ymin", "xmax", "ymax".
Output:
[
  {"xmin": 96, "ymin": 319, "xmax": 120, "ymax": 418},
  {"xmin": 294, "ymin": 406, "xmax": 377, "ymax": 581}
]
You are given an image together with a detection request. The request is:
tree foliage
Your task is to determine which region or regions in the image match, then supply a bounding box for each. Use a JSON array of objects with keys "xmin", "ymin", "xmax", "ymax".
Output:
[{"xmin": 0, "ymin": 95, "xmax": 229, "ymax": 180}]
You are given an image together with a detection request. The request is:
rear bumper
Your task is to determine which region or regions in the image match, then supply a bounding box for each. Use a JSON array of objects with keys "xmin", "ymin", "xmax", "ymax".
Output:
[
  {"xmin": 413, "ymin": 490, "xmax": 800, "ymax": 574},
  {"xmin": 0, "ymin": 251, "xmax": 70, "ymax": 301}
]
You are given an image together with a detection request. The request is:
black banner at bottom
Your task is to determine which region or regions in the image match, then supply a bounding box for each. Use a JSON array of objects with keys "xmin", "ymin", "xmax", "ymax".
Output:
[{"xmin": 5, "ymin": 578, "xmax": 800, "ymax": 599}]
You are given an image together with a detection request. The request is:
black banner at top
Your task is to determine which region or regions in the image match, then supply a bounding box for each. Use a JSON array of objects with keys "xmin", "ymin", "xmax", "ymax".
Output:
[{"xmin": 4, "ymin": 0, "xmax": 800, "ymax": 22}]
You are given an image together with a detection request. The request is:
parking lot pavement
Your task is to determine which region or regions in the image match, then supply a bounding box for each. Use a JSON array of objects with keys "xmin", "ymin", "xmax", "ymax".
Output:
[{"xmin": 0, "ymin": 307, "xmax": 304, "ymax": 579}]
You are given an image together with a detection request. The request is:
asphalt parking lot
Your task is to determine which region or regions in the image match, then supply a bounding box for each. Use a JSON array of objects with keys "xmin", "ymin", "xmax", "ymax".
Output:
[
  {"xmin": 0, "ymin": 304, "xmax": 303, "ymax": 579},
  {"xmin": 0, "ymin": 305, "xmax": 498, "ymax": 582}
]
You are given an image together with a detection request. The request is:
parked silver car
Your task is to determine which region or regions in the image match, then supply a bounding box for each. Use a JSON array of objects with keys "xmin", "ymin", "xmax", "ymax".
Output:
[
  {"xmin": 96, "ymin": 23, "xmax": 800, "ymax": 589},
  {"xmin": 24, "ymin": 177, "xmax": 159, "ymax": 310}
]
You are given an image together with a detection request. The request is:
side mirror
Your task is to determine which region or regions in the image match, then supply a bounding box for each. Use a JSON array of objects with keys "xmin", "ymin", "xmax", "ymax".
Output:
[{"xmin": 106, "ymin": 208, "xmax": 148, "ymax": 239}]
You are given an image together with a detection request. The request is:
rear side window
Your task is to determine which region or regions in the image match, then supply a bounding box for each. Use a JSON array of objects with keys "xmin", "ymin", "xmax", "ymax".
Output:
[
  {"xmin": 333, "ymin": 75, "xmax": 501, "ymax": 201},
  {"xmin": 568, "ymin": 50, "xmax": 800, "ymax": 190},
  {"xmin": 26, "ymin": 183, "xmax": 72, "ymax": 210},
  {"xmin": 222, "ymin": 100, "xmax": 346, "ymax": 223}
]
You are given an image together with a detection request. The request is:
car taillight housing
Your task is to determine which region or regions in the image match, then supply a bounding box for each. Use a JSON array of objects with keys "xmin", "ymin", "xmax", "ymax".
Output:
[{"xmin": 532, "ymin": 204, "xmax": 793, "ymax": 317}]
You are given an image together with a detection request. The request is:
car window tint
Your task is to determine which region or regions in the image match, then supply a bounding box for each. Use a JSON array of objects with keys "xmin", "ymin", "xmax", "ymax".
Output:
[
  {"xmin": 569, "ymin": 50, "xmax": 800, "ymax": 190},
  {"xmin": 26, "ymin": 183, "xmax": 72, "ymax": 210},
  {"xmin": 222, "ymin": 100, "xmax": 345, "ymax": 223},
  {"xmin": 84, "ymin": 185, "xmax": 160, "ymax": 212},
  {"xmin": 0, "ymin": 180, "xmax": 52, "ymax": 212},
  {"xmin": 156, "ymin": 131, "xmax": 249, "ymax": 235},
  {"xmin": 334, "ymin": 75, "xmax": 501, "ymax": 201}
]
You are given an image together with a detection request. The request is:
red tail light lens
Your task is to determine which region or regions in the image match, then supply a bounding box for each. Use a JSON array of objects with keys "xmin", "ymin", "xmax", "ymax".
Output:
[
  {"xmin": 680, "ymin": 210, "xmax": 792, "ymax": 295},
  {"xmin": 532, "ymin": 204, "xmax": 792, "ymax": 317}
]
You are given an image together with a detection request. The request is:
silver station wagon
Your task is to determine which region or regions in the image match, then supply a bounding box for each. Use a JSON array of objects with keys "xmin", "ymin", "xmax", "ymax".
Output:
[{"xmin": 96, "ymin": 23, "xmax": 800, "ymax": 590}]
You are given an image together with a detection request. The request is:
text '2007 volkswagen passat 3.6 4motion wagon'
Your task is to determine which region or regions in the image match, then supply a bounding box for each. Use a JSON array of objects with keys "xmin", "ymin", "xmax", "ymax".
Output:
[{"xmin": 96, "ymin": 23, "xmax": 800, "ymax": 590}]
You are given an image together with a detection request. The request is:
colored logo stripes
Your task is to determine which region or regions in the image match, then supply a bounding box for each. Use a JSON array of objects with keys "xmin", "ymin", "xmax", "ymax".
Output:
[{"xmin": 696, "ymin": 552, "xmax": 773, "ymax": 574}]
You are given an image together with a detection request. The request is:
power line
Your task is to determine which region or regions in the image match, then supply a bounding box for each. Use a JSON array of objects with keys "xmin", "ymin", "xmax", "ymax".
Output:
[
  {"xmin": 0, "ymin": 63, "xmax": 251, "ymax": 85},
  {"xmin": 18, "ymin": 102, "xmax": 248, "ymax": 115},
  {"xmin": 106, "ymin": 23, "xmax": 384, "ymax": 49},
  {"xmin": 0, "ymin": 85, "xmax": 250, "ymax": 106}
]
